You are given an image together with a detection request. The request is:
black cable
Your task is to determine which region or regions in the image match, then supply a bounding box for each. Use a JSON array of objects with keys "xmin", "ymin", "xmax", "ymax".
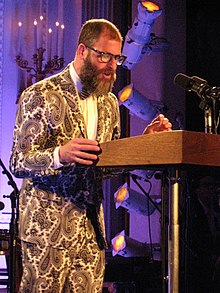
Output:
[{"xmin": 131, "ymin": 174, "xmax": 156, "ymax": 263}]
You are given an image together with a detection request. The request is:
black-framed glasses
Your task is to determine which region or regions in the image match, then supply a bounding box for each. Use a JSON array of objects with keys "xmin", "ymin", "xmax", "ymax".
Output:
[{"xmin": 85, "ymin": 45, "xmax": 126, "ymax": 65}]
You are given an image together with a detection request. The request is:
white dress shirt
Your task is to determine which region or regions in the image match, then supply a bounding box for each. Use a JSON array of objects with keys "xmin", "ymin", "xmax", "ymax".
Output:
[{"xmin": 54, "ymin": 62, "xmax": 98, "ymax": 168}]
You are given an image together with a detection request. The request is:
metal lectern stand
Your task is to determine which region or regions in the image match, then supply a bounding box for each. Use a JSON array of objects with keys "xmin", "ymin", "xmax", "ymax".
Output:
[
  {"xmin": 168, "ymin": 168, "xmax": 179, "ymax": 293},
  {"xmin": 96, "ymin": 130, "xmax": 220, "ymax": 293}
]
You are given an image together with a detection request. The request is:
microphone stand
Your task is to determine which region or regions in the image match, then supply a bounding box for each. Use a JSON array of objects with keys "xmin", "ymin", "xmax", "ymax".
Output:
[
  {"xmin": 197, "ymin": 84, "xmax": 220, "ymax": 134},
  {"xmin": 204, "ymin": 105, "xmax": 213, "ymax": 134},
  {"xmin": 198, "ymin": 99, "xmax": 213, "ymax": 134},
  {"xmin": 0, "ymin": 158, "xmax": 19, "ymax": 293}
]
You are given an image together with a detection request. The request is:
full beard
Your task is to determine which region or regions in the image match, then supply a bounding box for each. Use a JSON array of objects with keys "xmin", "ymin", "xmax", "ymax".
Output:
[{"xmin": 79, "ymin": 56, "xmax": 116, "ymax": 96}]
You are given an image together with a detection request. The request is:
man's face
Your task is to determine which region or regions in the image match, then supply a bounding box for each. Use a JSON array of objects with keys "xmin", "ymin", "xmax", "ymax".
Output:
[{"xmin": 79, "ymin": 34, "xmax": 122, "ymax": 96}]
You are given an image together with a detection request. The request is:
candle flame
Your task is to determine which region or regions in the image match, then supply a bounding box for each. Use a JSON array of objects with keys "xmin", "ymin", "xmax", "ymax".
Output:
[
  {"xmin": 56, "ymin": 21, "xmax": 59, "ymax": 27},
  {"xmin": 40, "ymin": 15, "xmax": 44, "ymax": 21},
  {"xmin": 18, "ymin": 21, "xmax": 22, "ymax": 27},
  {"xmin": 61, "ymin": 24, "xmax": 64, "ymax": 30},
  {"xmin": 48, "ymin": 28, "xmax": 52, "ymax": 33},
  {"xmin": 34, "ymin": 19, "xmax": 37, "ymax": 26}
]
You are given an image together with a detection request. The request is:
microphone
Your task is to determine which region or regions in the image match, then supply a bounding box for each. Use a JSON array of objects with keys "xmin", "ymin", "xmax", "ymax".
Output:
[
  {"xmin": 173, "ymin": 73, "xmax": 220, "ymax": 101},
  {"xmin": 0, "ymin": 201, "xmax": 5, "ymax": 211}
]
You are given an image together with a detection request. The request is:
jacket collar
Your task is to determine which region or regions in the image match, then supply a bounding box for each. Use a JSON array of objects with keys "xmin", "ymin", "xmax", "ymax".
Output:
[{"xmin": 55, "ymin": 63, "xmax": 110, "ymax": 143}]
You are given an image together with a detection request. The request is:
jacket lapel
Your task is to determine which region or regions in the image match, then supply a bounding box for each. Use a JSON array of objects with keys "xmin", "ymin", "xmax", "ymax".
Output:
[
  {"xmin": 58, "ymin": 64, "xmax": 88, "ymax": 138},
  {"xmin": 96, "ymin": 95, "xmax": 105, "ymax": 142}
]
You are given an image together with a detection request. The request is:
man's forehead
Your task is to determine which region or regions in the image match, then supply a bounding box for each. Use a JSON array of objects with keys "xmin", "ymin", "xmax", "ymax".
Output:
[{"xmin": 95, "ymin": 29, "xmax": 121, "ymax": 41}]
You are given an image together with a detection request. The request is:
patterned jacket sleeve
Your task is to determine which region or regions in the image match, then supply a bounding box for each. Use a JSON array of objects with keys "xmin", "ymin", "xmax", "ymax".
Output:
[{"xmin": 9, "ymin": 86, "xmax": 59, "ymax": 178}]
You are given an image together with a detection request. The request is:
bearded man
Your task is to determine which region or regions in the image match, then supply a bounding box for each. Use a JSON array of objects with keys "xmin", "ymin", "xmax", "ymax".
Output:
[{"xmin": 10, "ymin": 18, "xmax": 172, "ymax": 293}]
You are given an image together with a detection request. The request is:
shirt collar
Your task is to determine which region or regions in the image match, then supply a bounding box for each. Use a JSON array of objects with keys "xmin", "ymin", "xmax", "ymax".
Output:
[{"xmin": 70, "ymin": 62, "xmax": 82, "ymax": 93}]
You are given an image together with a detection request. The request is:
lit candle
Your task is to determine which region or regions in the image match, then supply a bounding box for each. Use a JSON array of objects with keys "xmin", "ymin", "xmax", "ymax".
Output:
[
  {"xmin": 47, "ymin": 28, "xmax": 52, "ymax": 61},
  {"xmin": 17, "ymin": 21, "xmax": 22, "ymax": 55},
  {"xmin": 39, "ymin": 15, "xmax": 44, "ymax": 48},
  {"xmin": 39, "ymin": 0, "xmax": 43, "ymax": 48},
  {"xmin": 60, "ymin": 24, "xmax": 64, "ymax": 57},
  {"xmin": 34, "ymin": 19, "xmax": 38, "ymax": 52},
  {"xmin": 55, "ymin": 21, "xmax": 59, "ymax": 56}
]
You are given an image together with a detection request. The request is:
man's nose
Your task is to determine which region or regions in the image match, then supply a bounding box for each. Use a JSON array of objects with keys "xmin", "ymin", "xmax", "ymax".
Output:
[{"xmin": 107, "ymin": 57, "xmax": 117, "ymax": 69}]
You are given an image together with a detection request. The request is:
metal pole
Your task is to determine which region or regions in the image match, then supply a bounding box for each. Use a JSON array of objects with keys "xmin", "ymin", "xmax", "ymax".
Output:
[
  {"xmin": 204, "ymin": 106, "xmax": 213, "ymax": 134},
  {"xmin": 168, "ymin": 168, "xmax": 179, "ymax": 293}
]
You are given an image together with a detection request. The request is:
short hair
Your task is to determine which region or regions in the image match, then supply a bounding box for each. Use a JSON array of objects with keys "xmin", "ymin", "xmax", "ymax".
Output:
[{"xmin": 78, "ymin": 18, "xmax": 123, "ymax": 47}]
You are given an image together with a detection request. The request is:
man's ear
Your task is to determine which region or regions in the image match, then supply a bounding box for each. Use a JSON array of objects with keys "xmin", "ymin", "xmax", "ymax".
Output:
[{"xmin": 77, "ymin": 43, "xmax": 87, "ymax": 60}]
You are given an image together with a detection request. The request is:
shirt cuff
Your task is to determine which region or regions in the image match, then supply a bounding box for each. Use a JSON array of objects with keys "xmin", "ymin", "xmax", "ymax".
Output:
[{"xmin": 54, "ymin": 146, "xmax": 64, "ymax": 169}]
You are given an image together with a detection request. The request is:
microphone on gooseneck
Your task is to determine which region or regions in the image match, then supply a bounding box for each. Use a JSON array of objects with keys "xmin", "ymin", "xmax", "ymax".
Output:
[
  {"xmin": 173, "ymin": 73, "xmax": 220, "ymax": 101},
  {"xmin": 174, "ymin": 73, "xmax": 207, "ymax": 92},
  {"xmin": 173, "ymin": 73, "xmax": 220, "ymax": 133}
]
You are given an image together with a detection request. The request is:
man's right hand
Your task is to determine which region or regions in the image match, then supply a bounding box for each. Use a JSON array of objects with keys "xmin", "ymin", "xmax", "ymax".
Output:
[{"xmin": 59, "ymin": 138, "xmax": 100, "ymax": 165}]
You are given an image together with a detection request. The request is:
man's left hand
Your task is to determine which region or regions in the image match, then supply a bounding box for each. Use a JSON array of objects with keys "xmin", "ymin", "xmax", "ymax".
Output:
[{"xmin": 143, "ymin": 114, "xmax": 172, "ymax": 134}]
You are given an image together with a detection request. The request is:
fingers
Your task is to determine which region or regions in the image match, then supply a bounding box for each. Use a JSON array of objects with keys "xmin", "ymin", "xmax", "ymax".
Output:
[
  {"xmin": 153, "ymin": 113, "xmax": 164, "ymax": 122},
  {"xmin": 73, "ymin": 148, "xmax": 99, "ymax": 165},
  {"xmin": 73, "ymin": 137, "xmax": 99, "ymax": 147},
  {"xmin": 143, "ymin": 114, "xmax": 172, "ymax": 134},
  {"xmin": 74, "ymin": 155, "xmax": 97, "ymax": 165},
  {"xmin": 59, "ymin": 138, "xmax": 100, "ymax": 166},
  {"xmin": 161, "ymin": 117, "xmax": 172, "ymax": 130},
  {"xmin": 154, "ymin": 114, "xmax": 172, "ymax": 129},
  {"xmin": 71, "ymin": 138, "xmax": 100, "ymax": 152}
]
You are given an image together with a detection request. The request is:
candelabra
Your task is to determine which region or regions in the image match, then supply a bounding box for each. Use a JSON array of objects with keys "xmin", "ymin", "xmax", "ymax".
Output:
[
  {"xmin": 15, "ymin": 15, "xmax": 65, "ymax": 100},
  {"xmin": 16, "ymin": 48, "xmax": 65, "ymax": 87}
]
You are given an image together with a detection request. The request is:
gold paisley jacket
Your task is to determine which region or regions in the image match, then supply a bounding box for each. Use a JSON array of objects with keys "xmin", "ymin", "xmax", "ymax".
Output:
[{"xmin": 9, "ymin": 63, "xmax": 121, "ymax": 248}]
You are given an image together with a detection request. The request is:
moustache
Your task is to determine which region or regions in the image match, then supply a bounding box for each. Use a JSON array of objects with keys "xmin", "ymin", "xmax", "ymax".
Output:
[{"xmin": 96, "ymin": 68, "xmax": 115, "ymax": 77}]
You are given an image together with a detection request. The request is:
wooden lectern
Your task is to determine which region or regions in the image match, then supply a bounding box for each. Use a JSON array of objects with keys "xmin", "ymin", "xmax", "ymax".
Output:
[{"xmin": 96, "ymin": 130, "xmax": 220, "ymax": 293}]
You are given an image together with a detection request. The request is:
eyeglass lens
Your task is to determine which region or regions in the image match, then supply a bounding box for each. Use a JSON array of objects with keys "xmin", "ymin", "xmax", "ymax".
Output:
[{"xmin": 101, "ymin": 53, "xmax": 125, "ymax": 65}]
